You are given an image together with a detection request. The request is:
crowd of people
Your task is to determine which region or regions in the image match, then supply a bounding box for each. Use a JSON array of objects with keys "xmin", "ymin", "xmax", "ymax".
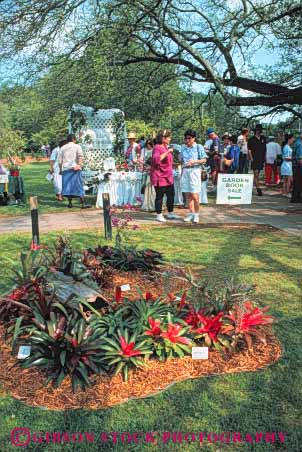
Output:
[
  {"xmin": 47, "ymin": 125, "xmax": 302, "ymax": 219},
  {"xmin": 123, "ymin": 125, "xmax": 302, "ymax": 222}
]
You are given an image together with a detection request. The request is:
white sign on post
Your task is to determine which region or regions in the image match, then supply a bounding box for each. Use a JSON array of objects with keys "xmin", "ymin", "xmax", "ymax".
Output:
[
  {"xmin": 216, "ymin": 173, "xmax": 254, "ymax": 205},
  {"xmin": 17, "ymin": 346, "xmax": 31, "ymax": 359},
  {"xmin": 192, "ymin": 347, "xmax": 208, "ymax": 360}
]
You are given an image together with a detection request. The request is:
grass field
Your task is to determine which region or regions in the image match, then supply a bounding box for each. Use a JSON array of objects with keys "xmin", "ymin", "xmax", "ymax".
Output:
[
  {"xmin": 0, "ymin": 162, "xmax": 96, "ymax": 216},
  {"xmin": 0, "ymin": 226, "xmax": 301, "ymax": 451}
]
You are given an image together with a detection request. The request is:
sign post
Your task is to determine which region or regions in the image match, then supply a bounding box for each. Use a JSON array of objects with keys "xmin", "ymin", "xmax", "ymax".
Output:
[
  {"xmin": 216, "ymin": 174, "xmax": 254, "ymax": 205},
  {"xmin": 30, "ymin": 196, "xmax": 40, "ymax": 247},
  {"xmin": 102, "ymin": 193, "xmax": 112, "ymax": 240}
]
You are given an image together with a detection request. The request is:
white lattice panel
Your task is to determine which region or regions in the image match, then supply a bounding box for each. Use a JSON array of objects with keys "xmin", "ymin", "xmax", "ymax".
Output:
[{"xmin": 70, "ymin": 105, "xmax": 127, "ymax": 171}]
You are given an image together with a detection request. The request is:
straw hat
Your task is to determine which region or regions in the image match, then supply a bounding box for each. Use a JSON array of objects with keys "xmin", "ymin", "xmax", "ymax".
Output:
[{"xmin": 127, "ymin": 132, "xmax": 136, "ymax": 139}]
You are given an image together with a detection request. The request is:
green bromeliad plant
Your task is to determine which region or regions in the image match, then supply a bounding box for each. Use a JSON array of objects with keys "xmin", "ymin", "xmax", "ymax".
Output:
[
  {"xmin": 19, "ymin": 314, "xmax": 106, "ymax": 391},
  {"xmin": 100, "ymin": 329, "xmax": 153, "ymax": 381},
  {"xmin": 143, "ymin": 313, "xmax": 193, "ymax": 360}
]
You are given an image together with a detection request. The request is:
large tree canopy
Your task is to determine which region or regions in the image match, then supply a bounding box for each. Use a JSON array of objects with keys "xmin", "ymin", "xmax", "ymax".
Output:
[{"xmin": 0, "ymin": 0, "xmax": 301, "ymax": 119}]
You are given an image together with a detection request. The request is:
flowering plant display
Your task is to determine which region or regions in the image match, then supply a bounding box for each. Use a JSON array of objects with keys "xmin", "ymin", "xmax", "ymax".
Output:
[{"xmin": 0, "ymin": 237, "xmax": 276, "ymax": 390}]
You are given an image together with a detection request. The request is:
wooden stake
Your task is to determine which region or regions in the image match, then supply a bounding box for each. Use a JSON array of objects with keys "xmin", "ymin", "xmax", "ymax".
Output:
[
  {"xmin": 30, "ymin": 196, "xmax": 40, "ymax": 246},
  {"xmin": 102, "ymin": 193, "xmax": 112, "ymax": 240}
]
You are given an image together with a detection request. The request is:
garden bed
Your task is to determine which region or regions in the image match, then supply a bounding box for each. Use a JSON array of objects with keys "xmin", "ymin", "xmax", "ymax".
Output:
[
  {"xmin": 0, "ymin": 326, "xmax": 281, "ymax": 410},
  {"xmin": 0, "ymin": 236, "xmax": 282, "ymax": 407}
]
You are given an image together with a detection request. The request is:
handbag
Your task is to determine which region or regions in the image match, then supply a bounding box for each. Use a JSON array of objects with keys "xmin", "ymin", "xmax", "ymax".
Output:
[
  {"xmin": 200, "ymin": 164, "xmax": 208, "ymax": 181},
  {"xmin": 224, "ymin": 158, "xmax": 233, "ymax": 167},
  {"xmin": 46, "ymin": 172, "xmax": 54, "ymax": 182}
]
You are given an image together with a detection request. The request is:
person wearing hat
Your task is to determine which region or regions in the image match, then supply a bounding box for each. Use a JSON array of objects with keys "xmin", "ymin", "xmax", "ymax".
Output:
[
  {"xmin": 204, "ymin": 128, "xmax": 220, "ymax": 185},
  {"xmin": 248, "ymin": 124, "xmax": 266, "ymax": 196},
  {"xmin": 265, "ymin": 136, "xmax": 281, "ymax": 185},
  {"xmin": 125, "ymin": 132, "xmax": 141, "ymax": 165}
]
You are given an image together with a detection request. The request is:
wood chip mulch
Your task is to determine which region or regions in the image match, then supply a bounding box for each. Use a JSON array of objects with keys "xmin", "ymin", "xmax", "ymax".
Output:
[
  {"xmin": 101, "ymin": 265, "xmax": 190, "ymax": 302},
  {"xmin": 0, "ymin": 327, "xmax": 282, "ymax": 411}
]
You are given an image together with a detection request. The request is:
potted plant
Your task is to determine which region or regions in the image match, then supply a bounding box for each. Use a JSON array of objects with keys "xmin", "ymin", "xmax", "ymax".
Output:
[{"xmin": 9, "ymin": 162, "xmax": 20, "ymax": 177}]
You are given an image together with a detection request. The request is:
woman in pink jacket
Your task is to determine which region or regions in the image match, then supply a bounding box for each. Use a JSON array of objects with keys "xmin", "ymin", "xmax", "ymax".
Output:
[{"xmin": 151, "ymin": 129, "xmax": 180, "ymax": 222}]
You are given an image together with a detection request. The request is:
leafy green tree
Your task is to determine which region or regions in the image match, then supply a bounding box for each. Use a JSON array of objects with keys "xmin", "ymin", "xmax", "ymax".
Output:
[
  {"xmin": 0, "ymin": 128, "xmax": 26, "ymax": 164},
  {"xmin": 0, "ymin": 0, "xmax": 301, "ymax": 118}
]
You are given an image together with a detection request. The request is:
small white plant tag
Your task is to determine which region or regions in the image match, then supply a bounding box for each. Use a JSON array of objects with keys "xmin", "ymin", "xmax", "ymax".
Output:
[
  {"xmin": 17, "ymin": 346, "xmax": 31, "ymax": 359},
  {"xmin": 192, "ymin": 347, "xmax": 208, "ymax": 360},
  {"xmin": 120, "ymin": 284, "xmax": 131, "ymax": 291}
]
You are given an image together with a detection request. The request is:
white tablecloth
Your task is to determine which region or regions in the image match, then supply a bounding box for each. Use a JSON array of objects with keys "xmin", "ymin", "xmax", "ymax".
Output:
[{"xmin": 96, "ymin": 170, "xmax": 185, "ymax": 208}]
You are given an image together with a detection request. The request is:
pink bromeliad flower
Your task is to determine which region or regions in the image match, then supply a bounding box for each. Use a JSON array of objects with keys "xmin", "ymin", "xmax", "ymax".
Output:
[
  {"xmin": 119, "ymin": 336, "xmax": 142, "ymax": 357},
  {"xmin": 145, "ymin": 317, "xmax": 162, "ymax": 337},
  {"xmin": 194, "ymin": 312, "xmax": 224, "ymax": 342},
  {"xmin": 228, "ymin": 301, "xmax": 274, "ymax": 334},
  {"xmin": 161, "ymin": 323, "xmax": 191, "ymax": 345}
]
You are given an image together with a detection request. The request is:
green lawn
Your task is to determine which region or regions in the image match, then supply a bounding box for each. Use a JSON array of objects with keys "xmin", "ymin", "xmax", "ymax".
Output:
[
  {"xmin": 0, "ymin": 162, "xmax": 96, "ymax": 216},
  {"xmin": 0, "ymin": 227, "xmax": 301, "ymax": 451}
]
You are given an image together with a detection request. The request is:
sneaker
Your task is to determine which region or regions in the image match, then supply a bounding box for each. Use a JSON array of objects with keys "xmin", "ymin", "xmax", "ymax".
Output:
[
  {"xmin": 167, "ymin": 212, "xmax": 181, "ymax": 220},
  {"xmin": 256, "ymin": 188, "xmax": 263, "ymax": 196},
  {"xmin": 192, "ymin": 214, "xmax": 199, "ymax": 223},
  {"xmin": 184, "ymin": 214, "xmax": 194, "ymax": 222},
  {"xmin": 156, "ymin": 214, "xmax": 167, "ymax": 222}
]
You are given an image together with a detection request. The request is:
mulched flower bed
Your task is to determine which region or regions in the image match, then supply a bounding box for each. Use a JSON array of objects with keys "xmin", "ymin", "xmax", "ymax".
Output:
[
  {"xmin": 0, "ymin": 326, "xmax": 281, "ymax": 410},
  {"xmin": 101, "ymin": 265, "xmax": 189, "ymax": 302}
]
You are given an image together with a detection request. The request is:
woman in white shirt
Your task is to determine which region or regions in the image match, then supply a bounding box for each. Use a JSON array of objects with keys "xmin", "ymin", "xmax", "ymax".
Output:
[
  {"xmin": 49, "ymin": 140, "xmax": 66, "ymax": 200},
  {"xmin": 281, "ymin": 134, "xmax": 294, "ymax": 196}
]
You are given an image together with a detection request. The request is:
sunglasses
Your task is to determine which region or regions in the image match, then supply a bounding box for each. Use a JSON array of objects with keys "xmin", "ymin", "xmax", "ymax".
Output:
[{"xmin": 184, "ymin": 136, "xmax": 194, "ymax": 140}]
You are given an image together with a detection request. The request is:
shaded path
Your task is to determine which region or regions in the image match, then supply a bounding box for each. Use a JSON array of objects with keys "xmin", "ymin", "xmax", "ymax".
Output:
[{"xmin": 0, "ymin": 189, "xmax": 301, "ymax": 236}]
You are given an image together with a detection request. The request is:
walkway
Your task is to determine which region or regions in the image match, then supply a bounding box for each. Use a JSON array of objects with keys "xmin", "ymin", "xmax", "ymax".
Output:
[{"xmin": 0, "ymin": 189, "xmax": 301, "ymax": 236}]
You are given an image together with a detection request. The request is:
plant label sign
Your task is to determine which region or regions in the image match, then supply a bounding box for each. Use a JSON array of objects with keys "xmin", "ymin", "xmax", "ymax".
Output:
[
  {"xmin": 17, "ymin": 346, "xmax": 31, "ymax": 359},
  {"xmin": 192, "ymin": 347, "xmax": 208, "ymax": 360},
  {"xmin": 120, "ymin": 284, "xmax": 131, "ymax": 291},
  {"xmin": 216, "ymin": 174, "xmax": 254, "ymax": 205}
]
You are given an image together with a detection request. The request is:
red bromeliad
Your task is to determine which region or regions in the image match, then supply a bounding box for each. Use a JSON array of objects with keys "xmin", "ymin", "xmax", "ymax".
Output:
[
  {"xmin": 167, "ymin": 292, "xmax": 176, "ymax": 302},
  {"xmin": 145, "ymin": 291, "xmax": 153, "ymax": 301},
  {"xmin": 8, "ymin": 287, "xmax": 28, "ymax": 301},
  {"xmin": 145, "ymin": 317, "xmax": 162, "ymax": 337},
  {"xmin": 178, "ymin": 290, "xmax": 187, "ymax": 311},
  {"xmin": 161, "ymin": 323, "xmax": 191, "ymax": 345},
  {"xmin": 71, "ymin": 339, "xmax": 78, "ymax": 347},
  {"xmin": 30, "ymin": 241, "xmax": 42, "ymax": 251},
  {"xmin": 119, "ymin": 336, "xmax": 142, "ymax": 357},
  {"xmin": 184, "ymin": 306, "xmax": 205, "ymax": 330},
  {"xmin": 229, "ymin": 301, "xmax": 274, "ymax": 333},
  {"xmin": 115, "ymin": 286, "xmax": 123, "ymax": 303},
  {"xmin": 194, "ymin": 312, "xmax": 224, "ymax": 342}
]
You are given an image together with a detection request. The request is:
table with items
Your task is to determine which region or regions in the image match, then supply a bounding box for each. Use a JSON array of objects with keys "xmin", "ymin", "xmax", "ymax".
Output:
[{"xmin": 96, "ymin": 169, "xmax": 184, "ymax": 208}]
